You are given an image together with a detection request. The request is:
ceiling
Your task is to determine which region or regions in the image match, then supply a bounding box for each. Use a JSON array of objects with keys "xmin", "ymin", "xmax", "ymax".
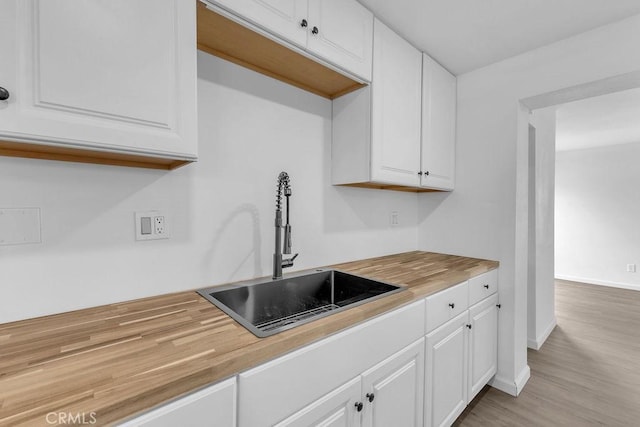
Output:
[
  {"xmin": 555, "ymin": 88, "xmax": 640, "ymax": 151},
  {"xmin": 358, "ymin": 0, "xmax": 640, "ymax": 75}
]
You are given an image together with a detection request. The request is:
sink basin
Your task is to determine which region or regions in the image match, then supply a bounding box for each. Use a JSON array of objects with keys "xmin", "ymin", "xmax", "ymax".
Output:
[{"xmin": 197, "ymin": 269, "xmax": 404, "ymax": 338}]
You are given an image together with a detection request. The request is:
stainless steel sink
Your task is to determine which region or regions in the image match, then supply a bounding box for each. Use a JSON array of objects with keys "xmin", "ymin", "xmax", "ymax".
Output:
[{"xmin": 197, "ymin": 269, "xmax": 404, "ymax": 338}]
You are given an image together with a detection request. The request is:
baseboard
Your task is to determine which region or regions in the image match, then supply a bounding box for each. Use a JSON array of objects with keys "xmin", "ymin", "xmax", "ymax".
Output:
[
  {"xmin": 527, "ymin": 317, "xmax": 557, "ymax": 350},
  {"xmin": 555, "ymin": 274, "xmax": 640, "ymax": 291},
  {"xmin": 490, "ymin": 365, "xmax": 531, "ymax": 396}
]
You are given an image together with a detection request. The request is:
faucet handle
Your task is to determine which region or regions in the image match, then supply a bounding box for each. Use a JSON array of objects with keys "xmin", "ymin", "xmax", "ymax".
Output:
[
  {"xmin": 283, "ymin": 224, "xmax": 292, "ymax": 254},
  {"xmin": 282, "ymin": 253, "xmax": 299, "ymax": 268}
]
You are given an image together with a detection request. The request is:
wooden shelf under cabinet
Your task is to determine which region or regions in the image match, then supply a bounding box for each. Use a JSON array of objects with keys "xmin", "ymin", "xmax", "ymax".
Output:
[
  {"xmin": 196, "ymin": 2, "xmax": 365, "ymax": 100},
  {"xmin": 338, "ymin": 182, "xmax": 442, "ymax": 193},
  {"xmin": 0, "ymin": 140, "xmax": 191, "ymax": 170}
]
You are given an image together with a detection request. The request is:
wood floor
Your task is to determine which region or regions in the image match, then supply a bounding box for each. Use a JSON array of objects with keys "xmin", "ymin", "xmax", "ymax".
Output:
[{"xmin": 455, "ymin": 279, "xmax": 640, "ymax": 426}]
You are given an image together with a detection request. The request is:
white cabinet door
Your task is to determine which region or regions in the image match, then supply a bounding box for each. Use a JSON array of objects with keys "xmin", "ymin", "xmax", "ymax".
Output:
[
  {"xmin": 421, "ymin": 54, "xmax": 456, "ymax": 190},
  {"xmin": 361, "ymin": 338, "xmax": 425, "ymax": 427},
  {"xmin": 274, "ymin": 377, "xmax": 361, "ymax": 427},
  {"xmin": 118, "ymin": 378, "xmax": 236, "ymax": 427},
  {"xmin": 210, "ymin": 0, "xmax": 308, "ymax": 48},
  {"xmin": 425, "ymin": 311, "xmax": 468, "ymax": 427},
  {"xmin": 370, "ymin": 19, "xmax": 422, "ymax": 187},
  {"xmin": 468, "ymin": 294, "xmax": 499, "ymax": 401},
  {"xmin": 0, "ymin": 0, "xmax": 197, "ymax": 159},
  {"xmin": 306, "ymin": 0, "xmax": 373, "ymax": 81}
]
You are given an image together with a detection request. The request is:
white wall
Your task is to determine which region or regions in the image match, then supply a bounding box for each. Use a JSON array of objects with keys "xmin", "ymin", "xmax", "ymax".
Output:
[
  {"xmin": 418, "ymin": 13, "xmax": 640, "ymax": 395},
  {"xmin": 0, "ymin": 52, "xmax": 419, "ymax": 324},
  {"xmin": 527, "ymin": 108, "xmax": 557, "ymax": 350},
  {"xmin": 556, "ymin": 142, "xmax": 640, "ymax": 291}
]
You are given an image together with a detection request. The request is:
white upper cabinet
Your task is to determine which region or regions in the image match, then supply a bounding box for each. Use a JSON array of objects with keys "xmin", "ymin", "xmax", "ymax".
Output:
[
  {"xmin": 307, "ymin": 0, "xmax": 373, "ymax": 82},
  {"xmin": 0, "ymin": 0, "xmax": 197, "ymax": 168},
  {"xmin": 421, "ymin": 54, "xmax": 456, "ymax": 190},
  {"xmin": 332, "ymin": 19, "xmax": 422, "ymax": 189},
  {"xmin": 370, "ymin": 19, "xmax": 422, "ymax": 187},
  {"xmin": 211, "ymin": 0, "xmax": 309, "ymax": 48},
  {"xmin": 207, "ymin": 0, "xmax": 373, "ymax": 81},
  {"xmin": 332, "ymin": 21, "xmax": 457, "ymax": 192}
]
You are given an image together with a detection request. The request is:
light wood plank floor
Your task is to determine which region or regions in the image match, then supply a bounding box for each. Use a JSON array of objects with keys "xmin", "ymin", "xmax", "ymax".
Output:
[{"xmin": 455, "ymin": 279, "xmax": 640, "ymax": 426}]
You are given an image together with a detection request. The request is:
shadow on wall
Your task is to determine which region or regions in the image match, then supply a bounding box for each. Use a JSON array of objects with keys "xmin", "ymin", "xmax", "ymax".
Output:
[
  {"xmin": 320, "ymin": 92, "xmax": 421, "ymax": 233},
  {"xmin": 418, "ymin": 191, "xmax": 451, "ymax": 221},
  {"xmin": 204, "ymin": 203, "xmax": 263, "ymax": 281},
  {"xmin": 323, "ymin": 185, "xmax": 416, "ymax": 233},
  {"xmin": 197, "ymin": 51, "xmax": 327, "ymax": 117}
]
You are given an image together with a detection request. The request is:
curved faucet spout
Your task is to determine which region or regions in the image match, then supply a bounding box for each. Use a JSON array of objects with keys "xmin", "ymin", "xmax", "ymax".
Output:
[{"xmin": 274, "ymin": 172, "xmax": 297, "ymax": 279}]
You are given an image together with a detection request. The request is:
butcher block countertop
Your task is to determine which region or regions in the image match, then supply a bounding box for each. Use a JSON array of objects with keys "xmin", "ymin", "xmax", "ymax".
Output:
[{"xmin": 0, "ymin": 251, "xmax": 498, "ymax": 426}]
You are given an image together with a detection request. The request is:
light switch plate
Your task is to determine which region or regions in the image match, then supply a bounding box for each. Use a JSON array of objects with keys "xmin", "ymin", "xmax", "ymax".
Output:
[
  {"xmin": 135, "ymin": 211, "xmax": 170, "ymax": 241},
  {"xmin": 0, "ymin": 208, "xmax": 42, "ymax": 245}
]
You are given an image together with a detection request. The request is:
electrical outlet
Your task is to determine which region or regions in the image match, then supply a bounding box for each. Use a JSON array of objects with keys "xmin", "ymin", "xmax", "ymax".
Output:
[
  {"xmin": 0, "ymin": 208, "xmax": 41, "ymax": 245},
  {"xmin": 390, "ymin": 211, "xmax": 399, "ymax": 227},
  {"xmin": 135, "ymin": 211, "xmax": 170, "ymax": 241},
  {"xmin": 154, "ymin": 216, "xmax": 165, "ymax": 235},
  {"xmin": 627, "ymin": 264, "xmax": 636, "ymax": 273}
]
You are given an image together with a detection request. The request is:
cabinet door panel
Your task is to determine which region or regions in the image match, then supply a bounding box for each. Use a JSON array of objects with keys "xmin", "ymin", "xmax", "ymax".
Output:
[
  {"xmin": 425, "ymin": 312, "xmax": 468, "ymax": 427},
  {"xmin": 421, "ymin": 54, "xmax": 456, "ymax": 190},
  {"xmin": 210, "ymin": 0, "xmax": 308, "ymax": 48},
  {"xmin": 0, "ymin": 0, "xmax": 197, "ymax": 158},
  {"xmin": 370, "ymin": 19, "xmax": 422, "ymax": 187},
  {"xmin": 274, "ymin": 377, "xmax": 361, "ymax": 427},
  {"xmin": 118, "ymin": 378, "xmax": 236, "ymax": 427},
  {"xmin": 362, "ymin": 338, "xmax": 425, "ymax": 427},
  {"xmin": 468, "ymin": 294, "xmax": 499, "ymax": 401},
  {"xmin": 307, "ymin": 0, "xmax": 373, "ymax": 81},
  {"xmin": 35, "ymin": 1, "xmax": 171, "ymax": 126}
]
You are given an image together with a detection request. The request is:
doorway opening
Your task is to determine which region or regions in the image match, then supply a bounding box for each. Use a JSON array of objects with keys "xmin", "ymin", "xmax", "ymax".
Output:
[{"xmin": 520, "ymin": 71, "xmax": 640, "ymax": 350}]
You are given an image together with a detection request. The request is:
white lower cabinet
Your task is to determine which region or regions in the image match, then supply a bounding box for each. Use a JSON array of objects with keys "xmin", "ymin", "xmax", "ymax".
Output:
[
  {"xmin": 117, "ymin": 270, "xmax": 499, "ymax": 427},
  {"xmin": 274, "ymin": 337, "xmax": 425, "ymax": 427},
  {"xmin": 237, "ymin": 300, "xmax": 425, "ymax": 427},
  {"xmin": 468, "ymin": 293, "xmax": 499, "ymax": 401},
  {"xmin": 117, "ymin": 377, "xmax": 236, "ymax": 427},
  {"xmin": 274, "ymin": 377, "xmax": 361, "ymax": 427},
  {"xmin": 362, "ymin": 338, "xmax": 425, "ymax": 427},
  {"xmin": 424, "ymin": 272, "xmax": 499, "ymax": 427},
  {"xmin": 425, "ymin": 311, "xmax": 469, "ymax": 427}
]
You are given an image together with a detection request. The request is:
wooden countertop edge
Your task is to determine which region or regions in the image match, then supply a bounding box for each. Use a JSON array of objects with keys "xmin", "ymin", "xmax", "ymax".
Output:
[
  {"xmin": 0, "ymin": 251, "xmax": 499, "ymax": 426},
  {"xmin": 108, "ymin": 288, "xmax": 419, "ymax": 424}
]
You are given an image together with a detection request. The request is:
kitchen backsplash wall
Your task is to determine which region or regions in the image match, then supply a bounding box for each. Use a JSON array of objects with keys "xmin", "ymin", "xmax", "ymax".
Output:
[{"xmin": 0, "ymin": 52, "xmax": 419, "ymax": 324}]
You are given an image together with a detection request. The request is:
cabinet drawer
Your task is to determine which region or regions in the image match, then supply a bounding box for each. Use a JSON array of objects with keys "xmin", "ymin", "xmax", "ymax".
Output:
[
  {"xmin": 425, "ymin": 281, "xmax": 468, "ymax": 333},
  {"xmin": 468, "ymin": 269, "xmax": 498, "ymax": 306},
  {"xmin": 118, "ymin": 377, "xmax": 236, "ymax": 427}
]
